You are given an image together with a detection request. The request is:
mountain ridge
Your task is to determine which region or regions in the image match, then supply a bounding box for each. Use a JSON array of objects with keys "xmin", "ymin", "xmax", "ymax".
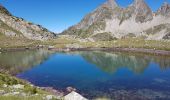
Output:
[
  {"xmin": 0, "ymin": 4, "xmax": 56, "ymax": 41},
  {"xmin": 62, "ymin": 0, "xmax": 170, "ymax": 41}
]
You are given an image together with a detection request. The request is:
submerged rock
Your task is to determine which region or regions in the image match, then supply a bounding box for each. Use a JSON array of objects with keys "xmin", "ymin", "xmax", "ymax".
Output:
[
  {"xmin": 64, "ymin": 91, "xmax": 88, "ymax": 100},
  {"xmin": 66, "ymin": 87, "xmax": 76, "ymax": 92}
]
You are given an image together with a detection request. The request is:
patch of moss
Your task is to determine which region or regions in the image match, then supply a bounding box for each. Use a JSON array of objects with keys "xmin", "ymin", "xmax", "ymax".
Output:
[
  {"xmin": 122, "ymin": 33, "xmax": 136, "ymax": 39},
  {"xmin": 92, "ymin": 32, "xmax": 116, "ymax": 41},
  {"xmin": 24, "ymin": 85, "xmax": 37, "ymax": 94},
  {"xmin": 0, "ymin": 73, "xmax": 22, "ymax": 85}
]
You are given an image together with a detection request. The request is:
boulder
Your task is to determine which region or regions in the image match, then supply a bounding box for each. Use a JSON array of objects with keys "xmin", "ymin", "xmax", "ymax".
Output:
[
  {"xmin": 64, "ymin": 91, "xmax": 88, "ymax": 100},
  {"xmin": 0, "ymin": 90, "xmax": 5, "ymax": 94},
  {"xmin": 48, "ymin": 46, "xmax": 55, "ymax": 49},
  {"xmin": 66, "ymin": 87, "xmax": 76, "ymax": 92},
  {"xmin": 45, "ymin": 95, "xmax": 53, "ymax": 100},
  {"xmin": 3, "ymin": 84, "xmax": 7, "ymax": 88}
]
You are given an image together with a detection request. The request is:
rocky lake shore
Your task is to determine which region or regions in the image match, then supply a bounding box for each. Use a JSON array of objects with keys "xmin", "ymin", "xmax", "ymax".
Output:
[{"xmin": 0, "ymin": 72, "xmax": 88, "ymax": 100}]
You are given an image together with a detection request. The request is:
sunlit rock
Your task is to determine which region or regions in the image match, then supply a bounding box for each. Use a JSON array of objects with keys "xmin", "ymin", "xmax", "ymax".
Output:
[
  {"xmin": 10, "ymin": 84, "xmax": 24, "ymax": 89},
  {"xmin": 64, "ymin": 91, "xmax": 88, "ymax": 100}
]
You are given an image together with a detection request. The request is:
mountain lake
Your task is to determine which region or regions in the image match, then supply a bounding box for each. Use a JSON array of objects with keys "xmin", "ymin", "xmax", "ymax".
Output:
[{"xmin": 0, "ymin": 49, "xmax": 170, "ymax": 99}]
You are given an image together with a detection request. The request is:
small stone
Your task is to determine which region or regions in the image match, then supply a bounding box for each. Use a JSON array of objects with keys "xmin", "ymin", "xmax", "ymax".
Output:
[
  {"xmin": 46, "ymin": 95, "xmax": 53, "ymax": 100},
  {"xmin": 3, "ymin": 84, "xmax": 7, "ymax": 88},
  {"xmin": 12, "ymin": 92, "xmax": 20, "ymax": 95},
  {"xmin": 0, "ymin": 90, "xmax": 5, "ymax": 94},
  {"xmin": 37, "ymin": 45, "xmax": 43, "ymax": 48},
  {"xmin": 48, "ymin": 46, "xmax": 54, "ymax": 49},
  {"xmin": 11, "ymin": 84, "xmax": 24, "ymax": 89},
  {"xmin": 21, "ymin": 93, "xmax": 27, "ymax": 96}
]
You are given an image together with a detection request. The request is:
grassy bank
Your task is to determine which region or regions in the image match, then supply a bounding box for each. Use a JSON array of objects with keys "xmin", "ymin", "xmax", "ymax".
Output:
[
  {"xmin": 0, "ymin": 73, "xmax": 62, "ymax": 100},
  {"xmin": 0, "ymin": 35, "xmax": 75, "ymax": 49},
  {"xmin": 79, "ymin": 39, "xmax": 170, "ymax": 51},
  {"xmin": 0, "ymin": 35, "xmax": 170, "ymax": 52},
  {"xmin": 50, "ymin": 36, "xmax": 170, "ymax": 51},
  {"xmin": 0, "ymin": 35, "xmax": 41, "ymax": 49}
]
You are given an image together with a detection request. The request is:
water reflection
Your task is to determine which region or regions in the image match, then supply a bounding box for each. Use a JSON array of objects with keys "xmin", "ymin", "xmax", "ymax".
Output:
[
  {"xmin": 0, "ymin": 49, "xmax": 53, "ymax": 74},
  {"xmin": 79, "ymin": 51, "xmax": 170, "ymax": 74},
  {"xmin": 1, "ymin": 50, "xmax": 170, "ymax": 99}
]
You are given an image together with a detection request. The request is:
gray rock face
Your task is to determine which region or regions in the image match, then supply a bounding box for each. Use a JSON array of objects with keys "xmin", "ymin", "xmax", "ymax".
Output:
[
  {"xmin": 62, "ymin": 0, "xmax": 120, "ymax": 37},
  {"xmin": 157, "ymin": 2, "xmax": 170, "ymax": 16},
  {"xmin": 133, "ymin": 0, "xmax": 153, "ymax": 23},
  {"xmin": 0, "ymin": 4, "xmax": 56, "ymax": 40},
  {"xmin": 0, "ymin": 4, "xmax": 11, "ymax": 16},
  {"xmin": 103, "ymin": 0, "xmax": 118, "ymax": 10},
  {"xmin": 62, "ymin": 0, "xmax": 170, "ymax": 41},
  {"xmin": 75, "ymin": 0, "xmax": 118, "ymax": 29}
]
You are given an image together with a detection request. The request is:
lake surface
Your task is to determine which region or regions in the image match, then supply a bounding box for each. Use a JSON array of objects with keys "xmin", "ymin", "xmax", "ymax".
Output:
[{"xmin": 0, "ymin": 50, "xmax": 170, "ymax": 99}]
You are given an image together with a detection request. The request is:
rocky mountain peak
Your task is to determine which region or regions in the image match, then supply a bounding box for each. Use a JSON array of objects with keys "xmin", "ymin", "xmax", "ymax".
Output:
[
  {"xmin": 132, "ymin": 0, "xmax": 153, "ymax": 23},
  {"xmin": 103, "ymin": 0, "xmax": 118, "ymax": 9},
  {"xmin": 0, "ymin": 4, "xmax": 11, "ymax": 16},
  {"xmin": 62, "ymin": 0, "xmax": 170, "ymax": 41},
  {"xmin": 157, "ymin": 2, "xmax": 170, "ymax": 16},
  {"xmin": 134, "ymin": 0, "xmax": 145, "ymax": 4}
]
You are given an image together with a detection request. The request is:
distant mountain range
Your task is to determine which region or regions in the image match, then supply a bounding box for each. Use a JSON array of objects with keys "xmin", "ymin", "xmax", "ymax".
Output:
[
  {"xmin": 62, "ymin": 0, "xmax": 170, "ymax": 41},
  {"xmin": 0, "ymin": 4, "xmax": 56, "ymax": 40}
]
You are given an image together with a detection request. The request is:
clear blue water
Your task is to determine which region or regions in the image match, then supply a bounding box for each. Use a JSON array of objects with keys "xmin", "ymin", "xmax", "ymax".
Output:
[{"xmin": 1, "ymin": 50, "xmax": 170, "ymax": 99}]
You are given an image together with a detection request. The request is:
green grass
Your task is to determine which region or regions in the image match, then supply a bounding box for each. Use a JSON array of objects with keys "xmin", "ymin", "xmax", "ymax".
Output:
[
  {"xmin": 0, "ymin": 73, "xmax": 60, "ymax": 100},
  {"xmin": 46, "ymin": 36, "xmax": 170, "ymax": 51},
  {"xmin": 0, "ymin": 34, "xmax": 76, "ymax": 49},
  {"xmin": 0, "ymin": 95, "xmax": 45, "ymax": 100},
  {"xmin": 91, "ymin": 32, "xmax": 116, "ymax": 41},
  {"xmin": 78, "ymin": 38, "xmax": 170, "ymax": 51},
  {"xmin": 41, "ymin": 36, "xmax": 78, "ymax": 48},
  {"xmin": 0, "ymin": 35, "xmax": 41, "ymax": 49},
  {"xmin": 0, "ymin": 33, "xmax": 170, "ymax": 51},
  {"xmin": 0, "ymin": 73, "xmax": 22, "ymax": 85}
]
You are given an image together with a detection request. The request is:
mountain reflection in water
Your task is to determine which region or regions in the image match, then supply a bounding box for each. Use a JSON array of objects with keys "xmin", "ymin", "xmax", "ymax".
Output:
[
  {"xmin": 79, "ymin": 51, "xmax": 170, "ymax": 74},
  {"xmin": 1, "ymin": 50, "xmax": 170, "ymax": 99},
  {"xmin": 0, "ymin": 49, "xmax": 53, "ymax": 75}
]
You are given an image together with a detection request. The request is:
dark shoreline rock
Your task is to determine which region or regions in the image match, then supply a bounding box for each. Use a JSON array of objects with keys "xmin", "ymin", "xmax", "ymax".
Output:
[{"xmin": 40, "ymin": 87, "xmax": 64, "ymax": 97}]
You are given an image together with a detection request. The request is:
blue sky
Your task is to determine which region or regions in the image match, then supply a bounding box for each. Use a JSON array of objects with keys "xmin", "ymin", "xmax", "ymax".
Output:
[{"xmin": 0, "ymin": 0, "xmax": 170, "ymax": 33}]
